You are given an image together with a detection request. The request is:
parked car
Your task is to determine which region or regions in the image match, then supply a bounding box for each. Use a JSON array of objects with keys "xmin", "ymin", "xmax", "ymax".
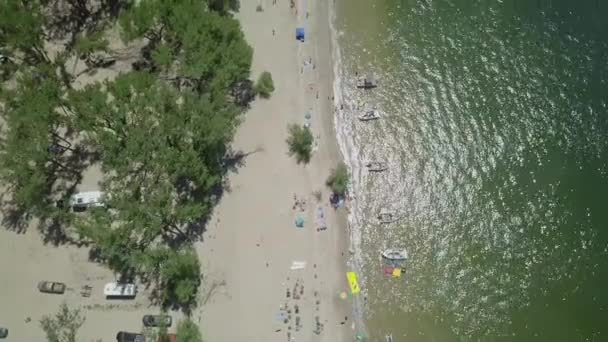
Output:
[
  {"xmin": 0, "ymin": 327, "xmax": 8, "ymax": 339},
  {"xmin": 37, "ymin": 281, "xmax": 66, "ymax": 294},
  {"xmin": 116, "ymin": 331, "xmax": 145, "ymax": 342},
  {"xmin": 104, "ymin": 282, "xmax": 137, "ymax": 299},
  {"xmin": 142, "ymin": 314, "xmax": 172, "ymax": 327}
]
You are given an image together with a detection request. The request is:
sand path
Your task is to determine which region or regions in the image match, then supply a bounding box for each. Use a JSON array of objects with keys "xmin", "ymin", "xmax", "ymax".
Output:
[{"xmin": 197, "ymin": 0, "xmax": 352, "ymax": 341}]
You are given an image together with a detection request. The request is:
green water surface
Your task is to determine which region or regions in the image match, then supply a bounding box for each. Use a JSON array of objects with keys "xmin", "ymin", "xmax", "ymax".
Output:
[{"xmin": 335, "ymin": 1, "xmax": 608, "ymax": 341}]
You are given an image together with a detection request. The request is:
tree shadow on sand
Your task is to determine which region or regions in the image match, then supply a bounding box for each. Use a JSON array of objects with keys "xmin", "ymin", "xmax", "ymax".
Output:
[{"xmin": 174, "ymin": 146, "xmax": 264, "ymax": 243}]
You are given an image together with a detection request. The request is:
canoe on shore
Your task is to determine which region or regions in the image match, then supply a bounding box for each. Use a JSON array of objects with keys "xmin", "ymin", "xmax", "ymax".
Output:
[
  {"xmin": 366, "ymin": 161, "xmax": 388, "ymax": 172},
  {"xmin": 378, "ymin": 211, "xmax": 399, "ymax": 224}
]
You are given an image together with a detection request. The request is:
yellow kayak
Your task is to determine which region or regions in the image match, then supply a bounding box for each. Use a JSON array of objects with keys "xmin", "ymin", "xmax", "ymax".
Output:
[{"xmin": 346, "ymin": 272, "xmax": 360, "ymax": 294}]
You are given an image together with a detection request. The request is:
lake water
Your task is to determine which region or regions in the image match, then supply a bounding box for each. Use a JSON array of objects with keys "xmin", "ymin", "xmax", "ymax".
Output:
[{"xmin": 332, "ymin": 1, "xmax": 608, "ymax": 340}]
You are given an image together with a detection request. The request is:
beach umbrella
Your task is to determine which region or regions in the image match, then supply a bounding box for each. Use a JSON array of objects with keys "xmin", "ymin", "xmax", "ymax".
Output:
[
  {"xmin": 295, "ymin": 215, "xmax": 304, "ymax": 227},
  {"xmin": 296, "ymin": 27, "xmax": 305, "ymax": 41},
  {"xmin": 305, "ymin": 111, "xmax": 312, "ymax": 119}
]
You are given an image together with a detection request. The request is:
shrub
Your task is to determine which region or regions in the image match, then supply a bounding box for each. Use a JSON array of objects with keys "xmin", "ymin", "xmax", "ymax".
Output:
[
  {"xmin": 254, "ymin": 71, "xmax": 274, "ymax": 98},
  {"xmin": 176, "ymin": 319, "xmax": 203, "ymax": 342},
  {"xmin": 326, "ymin": 162, "xmax": 349, "ymax": 195},
  {"xmin": 40, "ymin": 303, "xmax": 86, "ymax": 342},
  {"xmin": 286, "ymin": 124, "xmax": 314, "ymax": 164}
]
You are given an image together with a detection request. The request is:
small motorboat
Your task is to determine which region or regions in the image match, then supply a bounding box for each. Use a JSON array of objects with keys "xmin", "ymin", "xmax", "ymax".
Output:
[
  {"xmin": 378, "ymin": 211, "xmax": 399, "ymax": 224},
  {"xmin": 385, "ymin": 334, "xmax": 394, "ymax": 342},
  {"xmin": 358, "ymin": 109, "xmax": 381, "ymax": 121},
  {"xmin": 382, "ymin": 249, "xmax": 408, "ymax": 261},
  {"xmin": 366, "ymin": 161, "xmax": 387, "ymax": 172},
  {"xmin": 356, "ymin": 75, "xmax": 378, "ymax": 89}
]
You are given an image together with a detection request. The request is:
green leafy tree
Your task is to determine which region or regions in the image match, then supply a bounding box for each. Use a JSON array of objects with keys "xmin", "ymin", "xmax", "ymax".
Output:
[
  {"xmin": 176, "ymin": 319, "xmax": 203, "ymax": 342},
  {"xmin": 70, "ymin": 72, "xmax": 238, "ymax": 241},
  {"xmin": 1, "ymin": 0, "xmax": 254, "ymax": 315},
  {"xmin": 0, "ymin": 0, "xmax": 118, "ymax": 85},
  {"xmin": 286, "ymin": 124, "xmax": 314, "ymax": 164},
  {"xmin": 119, "ymin": 0, "xmax": 252, "ymax": 96},
  {"xmin": 39, "ymin": 303, "xmax": 86, "ymax": 342},
  {"xmin": 0, "ymin": 70, "xmax": 74, "ymax": 217},
  {"xmin": 0, "ymin": 0, "xmax": 49, "ymax": 64},
  {"xmin": 208, "ymin": 0, "xmax": 240, "ymax": 14},
  {"xmin": 73, "ymin": 31, "xmax": 109, "ymax": 58},
  {"xmin": 160, "ymin": 248, "xmax": 201, "ymax": 308},
  {"xmin": 254, "ymin": 71, "xmax": 274, "ymax": 98},
  {"xmin": 326, "ymin": 162, "xmax": 349, "ymax": 195}
]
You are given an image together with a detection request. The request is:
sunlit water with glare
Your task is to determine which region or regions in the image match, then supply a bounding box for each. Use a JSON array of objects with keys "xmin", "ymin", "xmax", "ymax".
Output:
[{"xmin": 332, "ymin": 1, "xmax": 608, "ymax": 340}]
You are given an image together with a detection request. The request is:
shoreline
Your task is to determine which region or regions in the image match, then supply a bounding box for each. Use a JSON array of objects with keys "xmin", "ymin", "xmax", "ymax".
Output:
[
  {"xmin": 328, "ymin": 0, "xmax": 369, "ymax": 340},
  {"xmin": 197, "ymin": 0, "xmax": 354, "ymax": 341}
]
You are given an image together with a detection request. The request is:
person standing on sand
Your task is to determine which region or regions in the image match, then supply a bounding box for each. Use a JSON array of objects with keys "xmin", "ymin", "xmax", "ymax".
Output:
[{"xmin": 272, "ymin": 28, "xmax": 275, "ymax": 36}]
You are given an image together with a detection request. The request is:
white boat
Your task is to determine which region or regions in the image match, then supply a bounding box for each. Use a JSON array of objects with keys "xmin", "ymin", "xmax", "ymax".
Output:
[
  {"xmin": 104, "ymin": 282, "xmax": 137, "ymax": 298},
  {"xmin": 382, "ymin": 249, "xmax": 408, "ymax": 261},
  {"xmin": 358, "ymin": 109, "xmax": 381, "ymax": 121},
  {"xmin": 378, "ymin": 211, "xmax": 399, "ymax": 224},
  {"xmin": 70, "ymin": 191, "xmax": 106, "ymax": 209},
  {"xmin": 366, "ymin": 161, "xmax": 388, "ymax": 172}
]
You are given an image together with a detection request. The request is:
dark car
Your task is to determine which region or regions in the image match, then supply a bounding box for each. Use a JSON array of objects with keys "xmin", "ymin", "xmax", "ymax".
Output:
[
  {"xmin": 37, "ymin": 281, "xmax": 66, "ymax": 294},
  {"xmin": 116, "ymin": 331, "xmax": 145, "ymax": 342},
  {"xmin": 142, "ymin": 315, "xmax": 172, "ymax": 327}
]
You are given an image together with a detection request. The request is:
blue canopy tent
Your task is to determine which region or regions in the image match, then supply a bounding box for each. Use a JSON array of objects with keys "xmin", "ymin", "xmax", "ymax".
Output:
[{"xmin": 296, "ymin": 27, "xmax": 305, "ymax": 42}]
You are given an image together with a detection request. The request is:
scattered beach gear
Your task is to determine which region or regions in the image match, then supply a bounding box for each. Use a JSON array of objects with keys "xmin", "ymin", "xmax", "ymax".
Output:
[
  {"xmin": 346, "ymin": 272, "xmax": 360, "ymax": 294},
  {"xmin": 385, "ymin": 334, "xmax": 393, "ymax": 342},
  {"xmin": 315, "ymin": 206, "xmax": 327, "ymax": 231},
  {"xmin": 356, "ymin": 75, "xmax": 378, "ymax": 89},
  {"xmin": 339, "ymin": 292, "xmax": 348, "ymax": 300},
  {"xmin": 305, "ymin": 111, "xmax": 312, "ymax": 119},
  {"xmin": 290, "ymin": 261, "xmax": 307, "ymax": 270},
  {"xmin": 292, "ymin": 194, "xmax": 306, "ymax": 211},
  {"xmin": 329, "ymin": 193, "xmax": 345, "ymax": 209},
  {"xmin": 383, "ymin": 266, "xmax": 394, "ymax": 275},
  {"xmin": 80, "ymin": 285, "xmax": 92, "ymax": 297},
  {"xmin": 392, "ymin": 268, "xmax": 402, "ymax": 278},
  {"xmin": 295, "ymin": 215, "xmax": 304, "ymax": 228},
  {"xmin": 358, "ymin": 109, "xmax": 381, "ymax": 121},
  {"xmin": 296, "ymin": 27, "xmax": 305, "ymax": 42},
  {"xmin": 381, "ymin": 248, "xmax": 408, "ymax": 261},
  {"xmin": 275, "ymin": 312, "xmax": 287, "ymax": 321},
  {"xmin": 366, "ymin": 161, "xmax": 388, "ymax": 172}
]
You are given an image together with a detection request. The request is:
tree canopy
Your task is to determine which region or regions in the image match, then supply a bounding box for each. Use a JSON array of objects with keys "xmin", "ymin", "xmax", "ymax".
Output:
[
  {"xmin": 1, "ymin": 0, "xmax": 253, "ymax": 311},
  {"xmin": 326, "ymin": 162, "xmax": 349, "ymax": 195},
  {"xmin": 254, "ymin": 71, "xmax": 275, "ymax": 98},
  {"xmin": 119, "ymin": 0, "xmax": 252, "ymax": 95},
  {"xmin": 286, "ymin": 124, "xmax": 314, "ymax": 164}
]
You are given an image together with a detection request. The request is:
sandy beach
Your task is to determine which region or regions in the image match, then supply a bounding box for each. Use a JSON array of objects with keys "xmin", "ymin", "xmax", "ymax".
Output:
[
  {"xmin": 196, "ymin": 0, "xmax": 353, "ymax": 341},
  {"xmin": 0, "ymin": 226, "xmax": 184, "ymax": 341}
]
